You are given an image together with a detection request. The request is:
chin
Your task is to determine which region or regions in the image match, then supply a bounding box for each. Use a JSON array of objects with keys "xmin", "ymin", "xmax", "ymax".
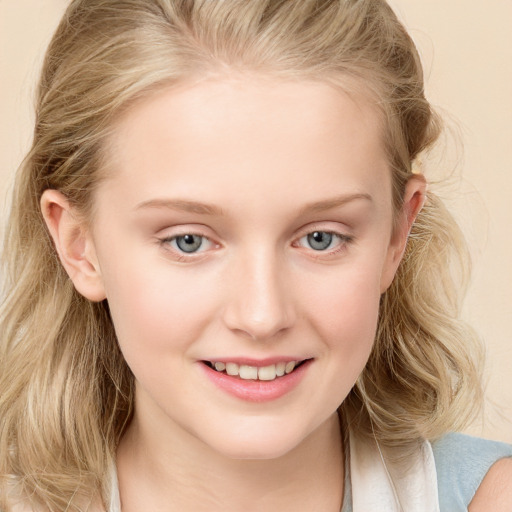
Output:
[{"xmin": 199, "ymin": 421, "xmax": 312, "ymax": 461}]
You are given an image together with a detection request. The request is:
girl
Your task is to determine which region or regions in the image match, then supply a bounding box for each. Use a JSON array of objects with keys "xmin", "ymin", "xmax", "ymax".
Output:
[{"xmin": 1, "ymin": 0, "xmax": 511, "ymax": 510}]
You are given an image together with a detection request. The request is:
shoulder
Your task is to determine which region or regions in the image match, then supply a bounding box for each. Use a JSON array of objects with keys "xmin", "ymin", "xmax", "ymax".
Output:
[
  {"xmin": 469, "ymin": 457, "xmax": 512, "ymax": 511},
  {"xmin": 431, "ymin": 432, "xmax": 512, "ymax": 511}
]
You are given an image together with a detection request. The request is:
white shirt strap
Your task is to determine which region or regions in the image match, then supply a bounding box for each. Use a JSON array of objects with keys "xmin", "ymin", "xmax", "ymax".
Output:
[{"xmin": 350, "ymin": 433, "xmax": 440, "ymax": 512}]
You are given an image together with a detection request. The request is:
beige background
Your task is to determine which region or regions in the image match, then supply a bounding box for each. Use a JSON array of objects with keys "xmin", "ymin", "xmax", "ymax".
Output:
[{"xmin": 1, "ymin": 1, "xmax": 511, "ymax": 443}]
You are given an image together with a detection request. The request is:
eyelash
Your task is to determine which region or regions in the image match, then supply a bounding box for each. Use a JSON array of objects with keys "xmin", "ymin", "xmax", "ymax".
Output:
[{"xmin": 158, "ymin": 228, "xmax": 354, "ymax": 261}]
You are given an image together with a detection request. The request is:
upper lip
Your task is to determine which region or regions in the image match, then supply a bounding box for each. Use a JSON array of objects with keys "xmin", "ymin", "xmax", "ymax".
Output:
[{"xmin": 201, "ymin": 357, "xmax": 312, "ymax": 367}]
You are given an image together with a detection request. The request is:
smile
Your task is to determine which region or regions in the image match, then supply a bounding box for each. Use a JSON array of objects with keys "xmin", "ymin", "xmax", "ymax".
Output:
[
  {"xmin": 200, "ymin": 358, "xmax": 313, "ymax": 402},
  {"xmin": 203, "ymin": 360, "xmax": 309, "ymax": 381}
]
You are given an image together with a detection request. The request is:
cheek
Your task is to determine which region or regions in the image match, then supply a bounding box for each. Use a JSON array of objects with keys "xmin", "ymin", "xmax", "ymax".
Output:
[
  {"xmin": 293, "ymin": 263, "xmax": 382, "ymax": 417},
  {"xmin": 300, "ymin": 262, "xmax": 382, "ymax": 360},
  {"xmin": 98, "ymin": 249, "xmax": 220, "ymax": 359}
]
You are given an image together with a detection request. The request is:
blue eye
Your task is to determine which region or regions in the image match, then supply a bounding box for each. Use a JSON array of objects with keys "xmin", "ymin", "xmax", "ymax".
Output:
[
  {"xmin": 173, "ymin": 234, "xmax": 205, "ymax": 253},
  {"xmin": 159, "ymin": 232, "xmax": 216, "ymax": 260},
  {"xmin": 306, "ymin": 231, "xmax": 334, "ymax": 251},
  {"xmin": 297, "ymin": 230, "xmax": 351, "ymax": 253}
]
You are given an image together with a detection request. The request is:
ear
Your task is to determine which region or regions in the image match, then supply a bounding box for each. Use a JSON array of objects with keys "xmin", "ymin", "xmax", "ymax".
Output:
[
  {"xmin": 41, "ymin": 189, "xmax": 106, "ymax": 302},
  {"xmin": 380, "ymin": 174, "xmax": 427, "ymax": 293}
]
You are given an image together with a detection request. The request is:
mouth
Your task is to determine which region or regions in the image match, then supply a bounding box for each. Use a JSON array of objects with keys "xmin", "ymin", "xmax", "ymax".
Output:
[{"xmin": 202, "ymin": 359, "xmax": 311, "ymax": 381}]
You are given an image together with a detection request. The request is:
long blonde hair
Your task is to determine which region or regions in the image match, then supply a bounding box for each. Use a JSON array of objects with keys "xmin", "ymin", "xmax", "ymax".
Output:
[{"xmin": 0, "ymin": 0, "xmax": 483, "ymax": 509}]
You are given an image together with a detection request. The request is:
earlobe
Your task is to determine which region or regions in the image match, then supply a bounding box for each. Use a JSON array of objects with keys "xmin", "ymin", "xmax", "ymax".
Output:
[
  {"xmin": 380, "ymin": 174, "xmax": 427, "ymax": 293},
  {"xmin": 40, "ymin": 189, "xmax": 106, "ymax": 302}
]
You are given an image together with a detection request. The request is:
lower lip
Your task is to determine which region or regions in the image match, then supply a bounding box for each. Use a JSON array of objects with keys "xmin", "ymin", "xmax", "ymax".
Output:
[{"xmin": 199, "ymin": 360, "xmax": 312, "ymax": 403}]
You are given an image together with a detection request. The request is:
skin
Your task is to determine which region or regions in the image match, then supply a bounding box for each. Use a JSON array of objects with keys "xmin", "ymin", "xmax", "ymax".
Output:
[
  {"xmin": 469, "ymin": 458, "xmax": 512, "ymax": 510},
  {"xmin": 41, "ymin": 76, "xmax": 512, "ymax": 510}
]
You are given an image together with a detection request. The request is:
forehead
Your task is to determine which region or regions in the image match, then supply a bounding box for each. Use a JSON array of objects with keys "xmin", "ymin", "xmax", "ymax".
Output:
[{"xmin": 100, "ymin": 76, "xmax": 391, "ymax": 215}]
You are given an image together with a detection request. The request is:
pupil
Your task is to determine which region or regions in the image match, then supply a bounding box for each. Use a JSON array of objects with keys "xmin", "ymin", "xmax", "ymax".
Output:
[{"xmin": 308, "ymin": 231, "xmax": 332, "ymax": 251}]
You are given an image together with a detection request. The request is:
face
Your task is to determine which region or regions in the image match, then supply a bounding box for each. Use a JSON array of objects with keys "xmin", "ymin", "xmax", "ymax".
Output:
[{"xmin": 83, "ymin": 76, "xmax": 409, "ymax": 459}]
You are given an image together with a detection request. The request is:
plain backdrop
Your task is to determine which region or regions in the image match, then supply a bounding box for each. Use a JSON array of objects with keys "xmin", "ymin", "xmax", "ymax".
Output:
[{"xmin": 1, "ymin": 0, "xmax": 511, "ymax": 443}]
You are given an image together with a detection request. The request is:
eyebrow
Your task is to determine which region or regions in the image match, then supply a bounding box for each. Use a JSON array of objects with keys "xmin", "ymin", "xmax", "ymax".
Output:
[
  {"xmin": 134, "ymin": 192, "xmax": 372, "ymax": 216},
  {"xmin": 297, "ymin": 193, "xmax": 373, "ymax": 215},
  {"xmin": 135, "ymin": 198, "xmax": 225, "ymax": 216}
]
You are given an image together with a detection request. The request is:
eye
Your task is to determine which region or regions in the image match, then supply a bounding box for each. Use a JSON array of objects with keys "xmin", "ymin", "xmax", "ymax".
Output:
[
  {"xmin": 175, "ymin": 234, "xmax": 203, "ymax": 253},
  {"xmin": 162, "ymin": 234, "xmax": 213, "ymax": 254},
  {"xmin": 305, "ymin": 231, "xmax": 335, "ymax": 251},
  {"xmin": 296, "ymin": 230, "xmax": 352, "ymax": 254},
  {"xmin": 300, "ymin": 231, "xmax": 338, "ymax": 251}
]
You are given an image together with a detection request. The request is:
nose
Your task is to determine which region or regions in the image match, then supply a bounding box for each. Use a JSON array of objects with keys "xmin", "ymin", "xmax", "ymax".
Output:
[{"xmin": 222, "ymin": 249, "xmax": 296, "ymax": 341}]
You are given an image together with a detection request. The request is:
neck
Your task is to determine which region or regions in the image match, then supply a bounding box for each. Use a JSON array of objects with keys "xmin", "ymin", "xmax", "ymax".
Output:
[{"xmin": 116, "ymin": 407, "xmax": 344, "ymax": 512}]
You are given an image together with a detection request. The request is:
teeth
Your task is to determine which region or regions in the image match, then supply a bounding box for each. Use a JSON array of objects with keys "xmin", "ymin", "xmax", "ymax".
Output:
[
  {"xmin": 285, "ymin": 361, "xmax": 296, "ymax": 374},
  {"xmin": 209, "ymin": 360, "xmax": 302, "ymax": 380},
  {"xmin": 226, "ymin": 362, "xmax": 239, "ymax": 376},
  {"xmin": 258, "ymin": 364, "xmax": 276, "ymax": 381},
  {"xmin": 214, "ymin": 362, "xmax": 226, "ymax": 372},
  {"xmin": 239, "ymin": 365, "xmax": 258, "ymax": 380}
]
